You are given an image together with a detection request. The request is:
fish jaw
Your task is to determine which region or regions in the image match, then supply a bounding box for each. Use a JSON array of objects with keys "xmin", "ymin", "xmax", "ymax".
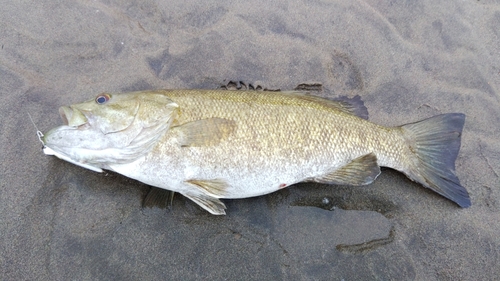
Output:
[
  {"xmin": 43, "ymin": 145, "xmax": 103, "ymax": 173},
  {"xmin": 42, "ymin": 125, "xmax": 108, "ymax": 172},
  {"xmin": 41, "ymin": 123, "xmax": 160, "ymax": 169}
]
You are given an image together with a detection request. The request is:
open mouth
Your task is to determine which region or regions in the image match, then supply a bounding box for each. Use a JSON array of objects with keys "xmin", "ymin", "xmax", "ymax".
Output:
[
  {"xmin": 59, "ymin": 106, "xmax": 70, "ymax": 125},
  {"xmin": 58, "ymin": 106, "xmax": 87, "ymax": 127}
]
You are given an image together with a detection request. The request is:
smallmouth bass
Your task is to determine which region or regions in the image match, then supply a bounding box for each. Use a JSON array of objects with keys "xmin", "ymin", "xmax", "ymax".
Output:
[{"xmin": 42, "ymin": 89, "xmax": 471, "ymax": 214}]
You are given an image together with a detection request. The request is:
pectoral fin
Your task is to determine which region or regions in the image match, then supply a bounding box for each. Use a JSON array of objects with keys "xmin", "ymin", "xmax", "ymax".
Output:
[
  {"xmin": 174, "ymin": 118, "xmax": 236, "ymax": 147},
  {"xmin": 307, "ymin": 153, "xmax": 380, "ymax": 186},
  {"xmin": 186, "ymin": 179, "xmax": 228, "ymax": 197},
  {"xmin": 182, "ymin": 192, "xmax": 227, "ymax": 215}
]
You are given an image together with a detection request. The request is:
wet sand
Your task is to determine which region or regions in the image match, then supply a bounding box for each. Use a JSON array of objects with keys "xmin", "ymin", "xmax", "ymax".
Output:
[{"xmin": 1, "ymin": 0, "xmax": 500, "ymax": 279}]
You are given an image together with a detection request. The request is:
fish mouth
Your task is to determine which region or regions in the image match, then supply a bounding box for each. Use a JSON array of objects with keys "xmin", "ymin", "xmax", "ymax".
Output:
[
  {"xmin": 59, "ymin": 106, "xmax": 88, "ymax": 127},
  {"xmin": 59, "ymin": 106, "xmax": 70, "ymax": 125}
]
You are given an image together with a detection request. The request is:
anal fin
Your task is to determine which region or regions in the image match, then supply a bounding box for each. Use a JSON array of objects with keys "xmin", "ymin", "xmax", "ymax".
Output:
[
  {"xmin": 307, "ymin": 153, "xmax": 380, "ymax": 186},
  {"xmin": 182, "ymin": 192, "xmax": 227, "ymax": 215}
]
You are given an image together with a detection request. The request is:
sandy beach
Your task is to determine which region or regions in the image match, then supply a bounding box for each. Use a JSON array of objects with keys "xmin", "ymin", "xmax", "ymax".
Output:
[{"xmin": 1, "ymin": 0, "xmax": 499, "ymax": 279}]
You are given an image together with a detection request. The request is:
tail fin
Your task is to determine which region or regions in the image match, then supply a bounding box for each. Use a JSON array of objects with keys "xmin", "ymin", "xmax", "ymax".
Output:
[{"xmin": 400, "ymin": 113, "xmax": 471, "ymax": 207}]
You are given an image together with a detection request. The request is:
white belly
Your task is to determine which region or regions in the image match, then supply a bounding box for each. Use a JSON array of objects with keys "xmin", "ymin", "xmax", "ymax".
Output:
[{"xmin": 109, "ymin": 148, "xmax": 343, "ymax": 201}]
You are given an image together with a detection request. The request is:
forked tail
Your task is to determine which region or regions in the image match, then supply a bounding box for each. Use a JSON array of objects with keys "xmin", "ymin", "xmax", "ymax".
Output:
[{"xmin": 400, "ymin": 113, "xmax": 471, "ymax": 207}]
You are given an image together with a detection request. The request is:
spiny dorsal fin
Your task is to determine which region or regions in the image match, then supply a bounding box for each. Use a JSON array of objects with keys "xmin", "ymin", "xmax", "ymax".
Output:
[
  {"xmin": 307, "ymin": 153, "xmax": 380, "ymax": 185},
  {"xmin": 182, "ymin": 192, "xmax": 227, "ymax": 215},
  {"xmin": 174, "ymin": 118, "xmax": 237, "ymax": 147},
  {"xmin": 283, "ymin": 92, "xmax": 369, "ymax": 120}
]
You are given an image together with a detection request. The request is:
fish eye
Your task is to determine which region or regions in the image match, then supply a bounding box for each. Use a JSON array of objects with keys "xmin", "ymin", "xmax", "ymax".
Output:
[{"xmin": 95, "ymin": 93, "xmax": 111, "ymax": 104}]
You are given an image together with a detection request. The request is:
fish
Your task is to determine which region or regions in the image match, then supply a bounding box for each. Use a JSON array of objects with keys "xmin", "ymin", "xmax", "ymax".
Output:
[{"xmin": 41, "ymin": 89, "xmax": 471, "ymax": 214}]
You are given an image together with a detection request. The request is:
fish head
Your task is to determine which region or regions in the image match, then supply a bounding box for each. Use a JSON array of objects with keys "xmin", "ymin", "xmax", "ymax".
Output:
[{"xmin": 42, "ymin": 91, "xmax": 179, "ymax": 172}]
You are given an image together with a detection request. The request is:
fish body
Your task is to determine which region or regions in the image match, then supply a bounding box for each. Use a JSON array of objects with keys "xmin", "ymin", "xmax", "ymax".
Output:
[{"xmin": 42, "ymin": 90, "xmax": 471, "ymax": 214}]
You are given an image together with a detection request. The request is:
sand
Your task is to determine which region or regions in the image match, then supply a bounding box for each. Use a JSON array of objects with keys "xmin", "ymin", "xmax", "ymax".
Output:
[{"xmin": 1, "ymin": 0, "xmax": 499, "ymax": 279}]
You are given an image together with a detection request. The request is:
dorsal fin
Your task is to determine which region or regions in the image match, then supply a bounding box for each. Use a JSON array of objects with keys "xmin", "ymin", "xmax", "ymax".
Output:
[
  {"xmin": 282, "ymin": 92, "xmax": 369, "ymax": 120},
  {"xmin": 330, "ymin": 95, "xmax": 369, "ymax": 120}
]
